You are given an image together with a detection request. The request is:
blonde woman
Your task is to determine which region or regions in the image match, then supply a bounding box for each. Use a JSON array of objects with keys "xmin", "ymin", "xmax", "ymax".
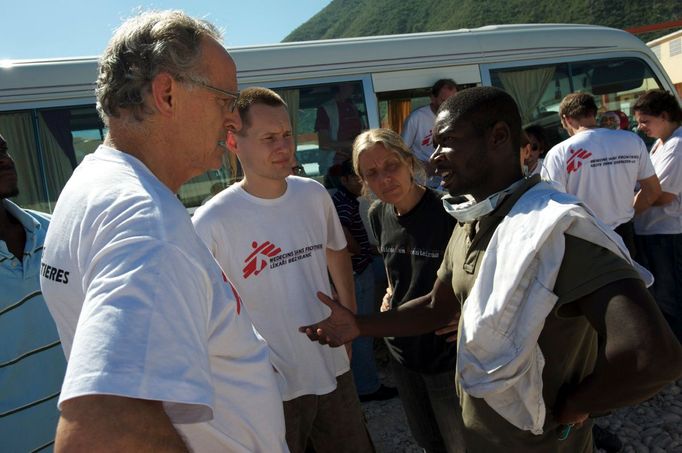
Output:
[{"xmin": 352, "ymin": 128, "xmax": 464, "ymax": 453}]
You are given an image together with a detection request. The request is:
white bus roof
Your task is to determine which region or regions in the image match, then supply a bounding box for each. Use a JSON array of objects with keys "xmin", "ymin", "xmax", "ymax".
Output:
[{"xmin": 0, "ymin": 24, "xmax": 654, "ymax": 110}]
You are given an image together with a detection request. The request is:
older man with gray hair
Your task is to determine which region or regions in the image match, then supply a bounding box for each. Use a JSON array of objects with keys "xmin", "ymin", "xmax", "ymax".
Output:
[{"xmin": 40, "ymin": 10, "xmax": 288, "ymax": 452}]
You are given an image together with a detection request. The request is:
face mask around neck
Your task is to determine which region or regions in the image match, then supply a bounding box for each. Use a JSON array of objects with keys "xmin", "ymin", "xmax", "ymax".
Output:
[
  {"xmin": 441, "ymin": 179, "xmax": 526, "ymax": 223},
  {"xmin": 442, "ymin": 193, "xmax": 501, "ymax": 223}
]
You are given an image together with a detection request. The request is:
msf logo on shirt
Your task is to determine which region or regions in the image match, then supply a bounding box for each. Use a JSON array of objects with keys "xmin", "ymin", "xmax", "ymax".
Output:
[
  {"xmin": 243, "ymin": 241, "xmax": 282, "ymax": 279},
  {"xmin": 421, "ymin": 130, "xmax": 433, "ymax": 147},
  {"xmin": 567, "ymin": 147, "xmax": 593, "ymax": 174}
]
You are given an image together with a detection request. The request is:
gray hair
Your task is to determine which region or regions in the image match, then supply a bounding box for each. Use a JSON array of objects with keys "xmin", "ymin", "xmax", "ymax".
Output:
[{"xmin": 96, "ymin": 10, "xmax": 221, "ymax": 124}]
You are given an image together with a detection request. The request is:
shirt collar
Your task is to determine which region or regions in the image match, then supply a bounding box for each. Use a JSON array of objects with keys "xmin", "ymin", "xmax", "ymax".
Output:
[
  {"xmin": 489, "ymin": 174, "xmax": 542, "ymax": 219},
  {"xmin": 2, "ymin": 199, "xmax": 40, "ymax": 235}
]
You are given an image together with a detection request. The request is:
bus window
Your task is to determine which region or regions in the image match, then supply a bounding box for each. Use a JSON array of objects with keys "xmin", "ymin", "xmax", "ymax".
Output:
[
  {"xmin": 283, "ymin": 81, "xmax": 368, "ymax": 187},
  {"xmin": 0, "ymin": 106, "xmax": 105, "ymax": 212},
  {"xmin": 187, "ymin": 80, "xmax": 370, "ymax": 207},
  {"xmin": 490, "ymin": 57, "xmax": 663, "ymax": 147},
  {"xmin": 378, "ymin": 88, "xmax": 429, "ymax": 135}
]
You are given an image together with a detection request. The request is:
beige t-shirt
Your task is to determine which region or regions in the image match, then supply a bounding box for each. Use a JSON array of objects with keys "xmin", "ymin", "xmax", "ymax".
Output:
[{"xmin": 437, "ymin": 177, "xmax": 640, "ymax": 453}]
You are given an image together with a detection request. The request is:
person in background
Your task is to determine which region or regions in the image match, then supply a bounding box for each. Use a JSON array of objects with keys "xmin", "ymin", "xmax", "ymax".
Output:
[
  {"xmin": 402, "ymin": 79, "xmax": 458, "ymax": 188},
  {"xmin": 0, "ymin": 133, "xmax": 67, "ymax": 452},
  {"xmin": 330, "ymin": 159, "xmax": 398, "ymax": 403},
  {"xmin": 315, "ymin": 83, "xmax": 365, "ymax": 165},
  {"xmin": 634, "ymin": 89, "xmax": 682, "ymax": 343},
  {"xmin": 301, "ymin": 87, "xmax": 682, "ymax": 452},
  {"xmin": 542, "ymin": 92, "xmax": 661, "ymax": 258},
  {"xmin": 523, "ymin": 125, "xmax": 550, "ymax": 175},
  {"xmin": 599, "ymin": 110, "xmax": 630, "ymax": 131},
  {"xmin": 350, "ymin": 128, "xmax": 464, "ymax": 452},
  {"xmin": 519, "ymin": 131, "xmax": 537, "ymax": 176},
  {"xmin": 39, "ymin": 11, "xmax": 287, "ymax": 452},
  {"xmin": 193, "ymin": 87, "xmax": 374, "ymax": 453}
]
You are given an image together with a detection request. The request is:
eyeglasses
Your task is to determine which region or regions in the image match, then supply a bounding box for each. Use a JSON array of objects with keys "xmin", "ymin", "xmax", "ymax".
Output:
[{"xmin": 185, "ymin": 78, "xmax": 240, "ymax": 113}]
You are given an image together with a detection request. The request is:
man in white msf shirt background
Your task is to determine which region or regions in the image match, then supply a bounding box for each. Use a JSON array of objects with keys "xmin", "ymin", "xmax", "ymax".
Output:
[
  {"xmin": 542, "ymin": 92, "xmax": 661, "ymax": 258},
  {"xmin": 401, "ymin": 78, "xmax": 458, "ymax": 188}
]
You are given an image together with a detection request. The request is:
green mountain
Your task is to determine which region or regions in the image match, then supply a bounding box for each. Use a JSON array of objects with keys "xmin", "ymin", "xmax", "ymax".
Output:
[{"xmin": 283, "ymin": 0, "xmax": 681, "ymax": 43}]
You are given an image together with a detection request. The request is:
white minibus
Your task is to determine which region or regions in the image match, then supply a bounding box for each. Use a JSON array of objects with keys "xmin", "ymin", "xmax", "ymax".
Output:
[{"xmin": 0, "ymin": 23, "xmax": 676, "ymax": 212}]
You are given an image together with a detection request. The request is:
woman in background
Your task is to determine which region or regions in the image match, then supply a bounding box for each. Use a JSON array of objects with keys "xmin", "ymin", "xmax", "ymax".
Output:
[
  {"xmin": 352, "ymin": 128, "xmax": 463, "ymax": 453},
  {"xmin": 633, "ymin": 89, "xmax": 682, "ymax": 343}
]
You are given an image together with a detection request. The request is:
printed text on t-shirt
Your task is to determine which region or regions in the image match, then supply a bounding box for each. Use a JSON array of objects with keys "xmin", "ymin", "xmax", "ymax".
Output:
[{"xmin": 242, "ymin": 241, "xmax": 324, "ymax": 278}]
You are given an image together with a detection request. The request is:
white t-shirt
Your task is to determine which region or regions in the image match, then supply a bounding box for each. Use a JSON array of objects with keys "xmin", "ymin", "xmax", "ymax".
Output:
[
  {"xmin": 402, "ymin": 104, "xmax": 436, "ymax": 163},
  {"xmin": 634, "ymin": 126, "xmax": 682, "ymax": 235},
  {"xmin": 541, "ymin": 128, "xmax": 655, "ymax": 228},
  {"xmin": 193, "ymin": 176, "xmax": 350, "ymax": 401},
  {"xmin": 40, "ymin": 146, "xmax": 287, "ymax": 453}
]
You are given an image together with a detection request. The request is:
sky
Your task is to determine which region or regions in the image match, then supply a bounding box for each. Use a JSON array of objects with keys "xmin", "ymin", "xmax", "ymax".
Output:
[{"xmin": 1, "ymin": 0, "xmax": 332, "ymax": 60}]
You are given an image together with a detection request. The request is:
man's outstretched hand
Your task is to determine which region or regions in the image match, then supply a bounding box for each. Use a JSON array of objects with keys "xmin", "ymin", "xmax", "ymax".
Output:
[{"xmin": 299, "ymin": 291, "xmax": 360, "ymax": 347}]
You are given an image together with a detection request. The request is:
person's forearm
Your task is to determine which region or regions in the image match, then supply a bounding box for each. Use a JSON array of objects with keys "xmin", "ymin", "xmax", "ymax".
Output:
[
  {"xmin": 634, "ymin": 176, "xmax": 663, "ymax": 214},
  {"xmin": 556, "ymin": 362, "xmax": 677, "ymax": 423},
  {"xmin": 556, "ymin": 278, "xmax": 682, "ymax": 424},
  {"xmin": 357, "ymin": 292, "xmax": 458, "ymax": 338},
  {"xmin": 633, "ymin": 189, "xmax": 655, "ymax": 214},
  {"xmin": 342, "ymin": 228, "xmax": 361, "ymax": 255},
  {"xmin": 326, "ymin": 248, "xmax": 356, "ymax": 313},
  {"xmin": 652, "ymin": 191, "xmax": 677, "ymax": 207}
]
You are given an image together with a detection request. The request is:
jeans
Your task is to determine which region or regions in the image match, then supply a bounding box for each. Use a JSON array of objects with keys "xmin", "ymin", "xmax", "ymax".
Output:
[
  {"xmin": 635, "ymin": 233, "xmax": 682, "ymax": 342},
  {"xmin": 351, "ymin": 265, "xmax": 381, "ymax": 395},
  {"xmin": 389, "ymin": 358, "xmax": 465, "ymax": 453}
]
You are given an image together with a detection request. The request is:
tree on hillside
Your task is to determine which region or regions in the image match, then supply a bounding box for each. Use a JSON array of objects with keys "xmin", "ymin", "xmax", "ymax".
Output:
[{"xmin": 283, "ymin": 0, "xmax": 681, "ymax": 43}]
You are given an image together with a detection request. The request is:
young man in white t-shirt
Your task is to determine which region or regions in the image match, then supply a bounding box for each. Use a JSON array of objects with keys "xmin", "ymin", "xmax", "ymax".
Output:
[
  {"xmin": 401, "ymin": 79, "xmax": 458, "ymax": 188},
  {"xmin": 542, "ymin": 92, "xmax": 661, "ymax": 257},
  {"xmin": 193, "ymin": 87, "xmax": 374, "ymax": 453},
  {"xmin": 39, "ymin": 12, "xmax": 287, "ymax": 452}
]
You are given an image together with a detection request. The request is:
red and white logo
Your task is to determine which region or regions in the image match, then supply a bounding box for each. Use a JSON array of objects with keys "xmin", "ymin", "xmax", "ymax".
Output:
[
  {"xmin": 566, "ymin": 147, "xmax": 592, "ymax": 174},
  {"xmin": 242, "ymin": 241, "xmax": 281, "ymax": 279},
  {"xmin": 421, "ymin": 130, "xmax": 433, "ymax": 147}
]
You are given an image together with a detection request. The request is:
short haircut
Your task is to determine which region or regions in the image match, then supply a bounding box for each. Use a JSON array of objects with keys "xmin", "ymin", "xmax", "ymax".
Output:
[
  {"xmin": 96, "ymin": 10, "xmax": 221, "ymax": 124},
  {"xmin": 431, "ymin": 79, "xmax": 459, "ymax": 97},
  {"xmin": 559, "ymin": 93, "xmax": 598, "ymax": 120},
  {"xmin": 524, "ymin": 125, "xmax": 549, "ymax": 153},
  {"xmin": 520, "ymin": 130, "xmax": 530, "ymax": 148},
  {"xmin": 352, "ymin": 128, "xmax": 425, "ymax": 182},
  {"xmin": 438, "ymin": 86, "xmax": 522, "ymax": 152},
  {"xmin": 235, "ymin": 87, "xmax": 288, "ymax": 131},
  {"xmin": 633, "ymin": 89, "xmax": 682, "ymax": 123}
]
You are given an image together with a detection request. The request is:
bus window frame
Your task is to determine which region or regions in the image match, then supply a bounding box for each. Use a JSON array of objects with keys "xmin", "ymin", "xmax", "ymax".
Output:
[{"xmin": 479, "ymin": 51, "xmax": 672, "ymax": 93}]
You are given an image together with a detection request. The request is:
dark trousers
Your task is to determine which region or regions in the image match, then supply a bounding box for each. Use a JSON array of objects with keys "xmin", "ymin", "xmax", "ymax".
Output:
[{"xmin": 614, "ymin": 220, "xmax": 637, "ymax": 259}]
